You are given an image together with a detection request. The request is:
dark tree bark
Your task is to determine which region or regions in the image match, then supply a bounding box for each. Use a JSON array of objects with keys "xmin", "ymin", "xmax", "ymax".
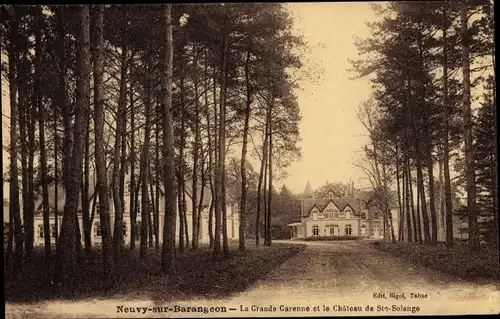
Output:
[
  {"xmin": 205, "ymin": 49, "xmax": 215, "ymax": 248},
  {"xmin": 192, "ymin": 45, "xmax": 201, "ymax": 250},
  {"xmin": 265, "ymin": 99, "xmax": 273, "ymax": 247},
  {"xmin": 93, "ymin": 5, "xmax": 112, "ymax": 275},
  {"xmin": 148, "ymin": 172, "xmax": 155, "ymax": 248},
  {"xmin": 222, "ymin": 75, "xmax": 229, "ymax": 256},
  {"xmin": 112, "ymin": 37, "xmax": 127, "ymax": 262},
  {"xmin": 239, "ymin": 49, "xmax": 252, "ymax": 250},
  {"xmin": 178, "ymin": 61, "xmax": 186, "ymax": 253},
  {"xmin": 155, "ymin": 118, "xmax": 161, "ymax": 252},
  {"xmin": 57, "ymin": 5, "xmax": 91, "ymax": 287},
  {"xmin": 257, "ymin": 122, "xmax": 269, "ymax": 245},
  {"xmin": 26, "ymin": 59, "xmax": 36, "ymax": 258},
  {"xmin": 460, "ymin": 4, "xmax": 479, "ymax": 250},
  {"xmin": 82, "ymin": 113, "xmax": 91, "ymax": 254},
  {"xmin": 161, "ymin": 4, "xmax": 177, "ymax": 273},
  {"xmin": 214, "ymin": 11, "xmax": 229, "ymax": 260},
  {"xmin": 140, "ymin": 49, "xmax": 153, "ymax": 259},
  {"xmin": 129, "ymin": 60, "xmax": 136, "ymax": 250},
  {"xmin": 403, "ymin": 134, "xmax": 413, "ymax": 242},
  {"xmin": 8, "ymin": 7, "xmax": 23, "ymax": 262},
  {"xmin": 396, "ymin": 143, "xmax": 404, "ymax": 241},
  {"xmin": 34, "ymin": 7, "xmax": 52, "ymax": 260}
]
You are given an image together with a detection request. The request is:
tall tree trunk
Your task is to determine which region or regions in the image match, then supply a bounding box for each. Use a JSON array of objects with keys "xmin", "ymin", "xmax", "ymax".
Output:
[
  {"xmin": 8, "ymin": 8, "xmax": 23, "ymax": 263},
  {"xmin": 239, "ymin": 49, "xmax": 252, "ymax": 250},
  {"xmin": 82, "ymin": 114, "xmax": 91, "ymax": 254},
  {"xmin": 161, "ymin": 4, "xmax": 177, "ymax": 273},
  {"xmin": 222, "ymin": 75, "xmax": 229, "ymax": 256},
  {"xmin": 257, "ymin": 122, "xmax": 269, "ymax": 245},
  {"xmin": 129, "ymin": 61, "xmax": 136, "ymax": 250},
  {"xmin": 214, "ymin": 12, "xmax": 229, "ymax": 260},
  {"xmin": 140, "ymin": 51, "xmax": 153, "ymax": 259},
  {"xmin": 257, "ymin": 123, "xmax": 269, "ymax": 245},
  {"xmin": 460, "ymin": 4, "xmax": 479, "ymax": 250},
  {"xmin": 442, "ymin": 12, "xmax": 454, "ymax": 245},
  {"xmin": 396, "ymin": 143, "xmax": 404, "ymax": 241},
  {"xmin": 148, "ymin": 175, "xmax": 154, "ymax": 248},
  {"xmin": 222, "ymin": 176, "xmax": 229, "ymax": 255},
  {"xmin": 197, "ymin": 161, "xmax": 207, "ymax": 244},
  {"xmin": 178, "ymin": 67, "xmax": 186, "ymax": 253},
  {"xmin": 425, "ymin": 131, "xmax": 438, "ymax": 245},
  {"xmin": 438, "ymin": 150, "xmax": 445, "ymax": 242},
  {"xmin": 414, "ymin": 140, "xmax": 430, "ymax": 245},
  {"xmin": 26, "ymin": 73, "xmax": 36, "ymax": 258},
  {"xmin": 177, "ymin": 169, "xmax": 185, "ymax": 252},
  {"xmin": 54, "ymin": 6, "xmax": 68, "ymax": 250},
  {"xmin": 112, "ymin": 39, "xmax": 127, "ymax": 262},
  {"xmin": 407, "ymin": 75, "xmax": 430, "ymax": 244},
  {"xmin": 57, "ymin": 5, "xmax": 91, "ymax": 287},
  {"xmin": 155, "ymin": 118, "xmax": 161, "ymax": 252},
  {"xmin": 382, "ymin": 160, "xmax": 396, "ymax": 243},
  {"xmin": 205, "ymin": 49, "xmax": 215, "ymax": 248},
  {"xmin": 18, "ymin": 63, "xmax": 28, "ymax": 259},
  {"xmin": 404, "ymin": 139, "xmax": 411, "ymax": 243},
  {"xmin": 192, "ymin": 45, "xmax": 201, "ymax": 250},
  {"xmin": 34, "ymin": 7, "xmax": 52, "ymax": 260},
  {"xmin": 54, "ymin": 100, "xmax": 59, "ymax": 248},
  {"xmin": 265, "ymin": 101, "xmax": 273, "ymax": 247},
  {"xmin": 416, "ymin": 177, "xmax": 422, "ymax": 243}
]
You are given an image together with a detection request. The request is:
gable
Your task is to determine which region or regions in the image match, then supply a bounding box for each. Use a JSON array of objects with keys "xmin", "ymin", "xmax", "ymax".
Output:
[
  {"xmin": 343, "ymin": 204, "xmax": 354, "ymax": 213},
  {"xmin": 322, "ymin": 201, "xmax": 340, "ymax": 213},
  {"xmin": 310, "ymin": 205, "xmax": 320, "ymax": 214}
]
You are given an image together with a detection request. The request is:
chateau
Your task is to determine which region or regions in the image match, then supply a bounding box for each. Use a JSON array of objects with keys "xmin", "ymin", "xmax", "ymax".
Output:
[
  {"xmin": 287, "ymin": 182, "xmax": 398, "ymax": 239},
  {"xmin": 4, "ymin": 169, "xmax": 239, "ymax": 247}
]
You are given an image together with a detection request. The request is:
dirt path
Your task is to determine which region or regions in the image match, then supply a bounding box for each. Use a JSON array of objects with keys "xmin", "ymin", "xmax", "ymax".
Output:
[{"xmin": 5, "ymin": 240, "xmax": 499, "ymax": 318}]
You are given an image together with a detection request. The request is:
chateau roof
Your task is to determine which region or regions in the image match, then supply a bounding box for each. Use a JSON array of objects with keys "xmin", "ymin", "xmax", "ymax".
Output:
[{"xmin": 302, "ymin": 196, "xmax": 364, "ymax": 218}]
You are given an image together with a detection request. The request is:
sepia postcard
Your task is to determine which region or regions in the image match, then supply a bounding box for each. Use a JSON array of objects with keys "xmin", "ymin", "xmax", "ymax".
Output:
[{"xmin": 3, "ymin": 2, "xmax": 499, "ymax": 318}]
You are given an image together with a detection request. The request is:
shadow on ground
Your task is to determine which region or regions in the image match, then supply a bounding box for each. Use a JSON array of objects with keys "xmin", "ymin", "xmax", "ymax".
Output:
[{"xmin": 4, "ymin": 242, "xmax": 306, "ymax": 305}]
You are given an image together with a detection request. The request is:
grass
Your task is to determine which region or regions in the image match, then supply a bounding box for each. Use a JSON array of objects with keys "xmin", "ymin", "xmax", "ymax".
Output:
[
  {"xmin": 372, "ymin": 241, "xmax": 499, "ymax": 281},
  {"xmin": 4, "ymin": 241, "xmax": 306, "ymax": 303}
]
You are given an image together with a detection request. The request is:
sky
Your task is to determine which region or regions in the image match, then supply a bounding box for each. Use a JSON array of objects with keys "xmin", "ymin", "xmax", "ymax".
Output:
[
  {"xmin": 2, "ymin": 3, "xmax": 380, "ymax": 199},
  {"xmin": 279, "ymin": 2, "xmax": 379, "ymax": 194}
]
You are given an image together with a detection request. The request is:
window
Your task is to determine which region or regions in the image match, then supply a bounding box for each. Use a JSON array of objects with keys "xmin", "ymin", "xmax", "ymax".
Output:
[
  {"xmin": 374, "ymin": 211, "xmax": 379, "ymax": 220},
  {"xmin": 51, "ymin": 224, "xmax": 57, "ymax": 238},
  {"xmin": 361, "ymin": 212, "xmax": 366, "ymax": 219},
  {"xmin": 345, "ymin": 224, "xmax": 352, "ymax": 236},
  {"xmin": 95, "ymin": 205, "xmax": 100, "ymax": 216},
  {"xmin": 312, "ymin": 225, "xmax": 319, "ymax": 236},
  {"xmin": 122, "ymin": 222, "xmax": 127, "ymax": 237},
  {"xmin": 328, "ymin": 192, "xmax": 334, "ymax": 200},
  {"xmin": 329, "ymin": 225, "xmax": 335, "ymax": 235},
  {"xmin": 94, "ymin": 222, "xmax": 101, "ymax": 237},
  {"xmin": 361, "ymin": 224, "xmax": 367, "ymax": 236},
  {"xmin": 38, "ymin": 224, "xmax": 44, "ymax": 238}
]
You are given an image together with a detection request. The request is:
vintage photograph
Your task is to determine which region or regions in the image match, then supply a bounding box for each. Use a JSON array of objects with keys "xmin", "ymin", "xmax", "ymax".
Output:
[{"xmin": 2, "ymin": 2, "xmax": 498, "ymax": 317}]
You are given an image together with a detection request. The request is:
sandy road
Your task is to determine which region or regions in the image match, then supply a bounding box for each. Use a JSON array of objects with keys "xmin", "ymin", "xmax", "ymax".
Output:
[{"xmin": 5, "ymin": 240, "xmax": 499, "ymax": 318}]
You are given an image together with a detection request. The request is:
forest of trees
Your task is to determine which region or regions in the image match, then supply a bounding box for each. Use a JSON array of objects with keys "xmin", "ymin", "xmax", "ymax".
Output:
[
  {"xmin": 351, "ymin": 1, "xmax": 497, "ymax": 249},
  {"xmin": 2, "ymin": 4, "xmax": 303, "ymax": 289}
]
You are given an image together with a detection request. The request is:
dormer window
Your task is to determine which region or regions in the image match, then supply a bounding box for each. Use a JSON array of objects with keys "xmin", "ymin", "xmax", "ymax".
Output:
[{"xmin": 311, "ymin": 207, "xmax": 319, "ymax": 220}]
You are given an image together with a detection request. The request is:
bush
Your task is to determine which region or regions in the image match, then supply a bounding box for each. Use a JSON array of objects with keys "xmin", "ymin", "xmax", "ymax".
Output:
[{"xmin": 302, "ymin": 236, "xmax": 361, "ymax": 241}]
